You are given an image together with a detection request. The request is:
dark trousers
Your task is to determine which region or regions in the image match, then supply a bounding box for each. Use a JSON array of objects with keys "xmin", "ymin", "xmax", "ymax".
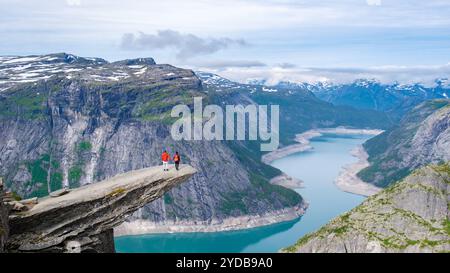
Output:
[{"xmin": 175, "ymin": 161, "xmax": 180, "ymax": 170}]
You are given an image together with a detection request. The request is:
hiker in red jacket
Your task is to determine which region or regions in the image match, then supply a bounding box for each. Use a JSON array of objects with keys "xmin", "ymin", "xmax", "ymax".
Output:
[
  {"xmin": 161, "ymin": 150, "xmax": 170, "ymax": 171},
  {"xmin": 173, "ymin": 151, "xmax": 181, "ymax": 171}
]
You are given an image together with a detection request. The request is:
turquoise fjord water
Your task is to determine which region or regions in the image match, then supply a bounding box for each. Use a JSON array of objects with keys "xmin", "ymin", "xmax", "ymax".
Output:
[{"xmin": 115, "ymin": 134, "xmax": 370, "ymax": 253}]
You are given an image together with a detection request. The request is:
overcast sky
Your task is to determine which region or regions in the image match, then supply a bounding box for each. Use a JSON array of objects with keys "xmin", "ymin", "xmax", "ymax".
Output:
[{"xmin": 1, "ymin": 0, "xmax": 450, "ymax": 85}]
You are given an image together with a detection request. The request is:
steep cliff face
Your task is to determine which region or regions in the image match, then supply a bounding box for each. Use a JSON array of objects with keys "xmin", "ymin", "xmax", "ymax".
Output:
[
  {"xmin": 284, "ymin": 163, "xmax": 450, "ymax": 253},
  {"xmin": 0, "ymin": 54, "xmax": 304, "ymax": 232},
  {"xmin": 358, "ymin": 100, "xmax": 450, "ymax": 187}
]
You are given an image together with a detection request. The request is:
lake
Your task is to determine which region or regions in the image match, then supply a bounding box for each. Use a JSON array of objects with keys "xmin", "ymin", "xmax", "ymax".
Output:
[{"xmin": 115, "ymin": 133, "xmax": 370, "ymax": 253}]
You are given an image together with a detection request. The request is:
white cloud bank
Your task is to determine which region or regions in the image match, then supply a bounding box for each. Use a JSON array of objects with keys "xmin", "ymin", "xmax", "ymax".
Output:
[{"xmin": 196, "ymin": 63, "xmax": 450, "ymax": 87}]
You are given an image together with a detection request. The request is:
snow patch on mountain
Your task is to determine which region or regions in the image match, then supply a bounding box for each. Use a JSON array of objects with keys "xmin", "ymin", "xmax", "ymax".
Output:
[{"xmin": 0, "ymin": 53, "xmax": 168, "ymax": 91}]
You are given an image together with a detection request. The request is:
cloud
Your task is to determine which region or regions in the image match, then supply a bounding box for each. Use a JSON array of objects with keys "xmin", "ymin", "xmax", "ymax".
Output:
[
  {"xmin": 120, "ymin": 30, "xmax": 247, "ymax": 60},
  {"xmin": 2, "ymin": 0, "xmax": 450, "ymax": 68},
  {"xmin": 366, "ymin": 0, "xmax": 382, "ymax": 6},
  {"xmin": 66, "ymin": 0, "xmax": 81, "ymax": 6},
  {"xmin": 194, "ymin": 60, "xmax": 266, "ymax": 70},
  {"xmin": 276, "ymin": 63, "xmax": 297, "ymax": 69}
]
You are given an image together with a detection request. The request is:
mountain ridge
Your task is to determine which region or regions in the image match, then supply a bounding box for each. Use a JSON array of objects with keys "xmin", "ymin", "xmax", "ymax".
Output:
[
  {"xmin": 358, "ymin": 99, "xmax": 450, "ymax": 187},
  {"xmin": 197, "ymin": 71, "xmax": 449, "ymax": 120},
  {"xmin": 283, "ymin": 163, "xmax": 450, "ymax": 253}
]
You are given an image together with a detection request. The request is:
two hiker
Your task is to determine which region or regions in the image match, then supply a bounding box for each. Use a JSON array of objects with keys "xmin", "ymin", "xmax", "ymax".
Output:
[{"xmin": 161, "ymin": 150, "xmax": 181, "ymax": 171}]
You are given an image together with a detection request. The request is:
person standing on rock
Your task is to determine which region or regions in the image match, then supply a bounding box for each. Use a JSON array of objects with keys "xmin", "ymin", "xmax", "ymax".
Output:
[
  {"xmin": 173, "ymin": 151, "xmax": 181, "ymax": 171},
  {"xmin": 161, "ymin": 150, "xmax": 170, "ymax": 171}
]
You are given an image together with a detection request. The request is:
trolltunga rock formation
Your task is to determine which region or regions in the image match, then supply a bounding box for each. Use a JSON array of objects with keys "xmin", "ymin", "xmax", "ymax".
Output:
[{"xmin": 5, "ymin": 165, "xmax": 196, "ymax": 253}]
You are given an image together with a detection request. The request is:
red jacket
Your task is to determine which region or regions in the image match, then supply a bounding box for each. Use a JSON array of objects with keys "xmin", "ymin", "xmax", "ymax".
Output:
[
  {"xmin": 161, "ymin": 152, "xmax": 170, "ymax": 162},
  {"xmin": 173, "ymin": 154, "xmax": 180, "ymax": 162}
]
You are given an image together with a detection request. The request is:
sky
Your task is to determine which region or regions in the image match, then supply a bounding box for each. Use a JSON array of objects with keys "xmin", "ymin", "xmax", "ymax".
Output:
[{"xmin": 1, "ymin": 0, "xmax": 450, "ymax": 85}]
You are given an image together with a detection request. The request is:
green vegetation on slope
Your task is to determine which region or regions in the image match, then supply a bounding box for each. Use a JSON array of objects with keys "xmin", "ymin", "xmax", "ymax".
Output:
[
  {"xmin": 358, "ymin": 100, "xmax": 450, "ymax": 187},
  {"xmin": 221, "ymin": 141, "xmax": 302, "ymax": 215},
  {"xmin": 77, "ymin": 141, "xmax": 92, "ymax": 152},
  {"xmin": 68, "ymin": 165, "xmax": 83, "ymax": 188},
  {"xmin": 0, "ymin": 84, "xmax": 48, "ymax": 120},
  {"xmin": 24, "ymin": 154, "xmax": 63, "ymax": 198},
  {"xmin": 249, "ymin": 89, "xmax": 393, "ymax": 145}
]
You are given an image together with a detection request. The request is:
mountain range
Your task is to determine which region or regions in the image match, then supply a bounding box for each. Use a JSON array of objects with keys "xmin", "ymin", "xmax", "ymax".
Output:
[{"xmin": 206, "ymin": 74, "xmax": 449, "ymax": 121}]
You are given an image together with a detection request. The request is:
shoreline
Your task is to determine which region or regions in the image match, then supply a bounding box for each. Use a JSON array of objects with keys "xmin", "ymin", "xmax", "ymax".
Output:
[
  {"xmin": 269, "ymin": 173, "xmax": 304, "ymax": 189},
  {"xmin": 114, "ymin": 202, "xmax": 308, "ymax": 236},
  {"xmin": 263, "ymin": 126, "xmax": 384, "ymax": 197},
  {"xmin": 334, "ymin": 145, "xmax": 382, "ymax": 197},
  {"xmin": 262, "ymin": 127, "xmax": 384, "ymax": 164}
]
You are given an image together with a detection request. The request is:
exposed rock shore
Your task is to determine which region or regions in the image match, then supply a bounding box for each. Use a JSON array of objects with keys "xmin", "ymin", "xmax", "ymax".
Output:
[
  {"xmin": 334, "ymin": 145, "xmax": 382, "ymax": 196},
  {"xmin": 269, "ymin": 173, "xmax": 304, "ymax": 189},
  {"xmin": 115, "ymin": 202, "xmax": 308, "ymax": 235}
]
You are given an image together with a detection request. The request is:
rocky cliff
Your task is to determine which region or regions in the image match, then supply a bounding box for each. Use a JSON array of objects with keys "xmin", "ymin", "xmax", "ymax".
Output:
[
  {"xmin": 0, "ymin": 54, "xmax": 305, "ymax": 234},
  {"xmin": 4, "ymin": 165, "xmax": 195, "ymax": 252},
  {"xmin": 284, "ymin": 163, "xmax": 450, "ymax": 253},
  {"xmin": 358, "ymin": 99, "xmax": 450, "ymax": 187}
]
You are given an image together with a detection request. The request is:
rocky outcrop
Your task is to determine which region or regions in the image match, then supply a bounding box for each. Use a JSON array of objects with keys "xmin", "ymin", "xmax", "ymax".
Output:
[
  {"xmin": 359, "ymin": 100, "xmax": 450, "ymax": 187},
  {"xmin": 284, "ymin": 163, "xmax": 450, "ymax": 253},
  {"xmin": 5, "ymin": 165, "xmax": 196, "ymax": 252}
]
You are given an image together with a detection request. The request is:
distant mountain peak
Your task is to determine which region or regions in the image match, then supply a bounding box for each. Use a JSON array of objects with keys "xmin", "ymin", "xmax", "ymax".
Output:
[
  {"xmin": 0, "ymin": 53, "xmax": 173, "ymax": 92},
  {"xmin": 112, "ymin": 57, "xmax": 156, "ymax": 66}
]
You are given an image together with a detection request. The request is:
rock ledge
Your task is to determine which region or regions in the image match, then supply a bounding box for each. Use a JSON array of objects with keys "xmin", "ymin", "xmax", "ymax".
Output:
[{"xmin": 5, "ymin": 165, "xmax": 196, "ymax": 252}]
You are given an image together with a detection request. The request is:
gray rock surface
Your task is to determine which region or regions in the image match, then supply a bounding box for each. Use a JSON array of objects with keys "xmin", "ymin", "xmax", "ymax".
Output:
[
  {"xmin": 284, "ymin": 163, "xmax": 450, "ymax": 253},
  {"xmin": 6, "ymin": 165, "xmax": 196, "ymax": 252}
]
